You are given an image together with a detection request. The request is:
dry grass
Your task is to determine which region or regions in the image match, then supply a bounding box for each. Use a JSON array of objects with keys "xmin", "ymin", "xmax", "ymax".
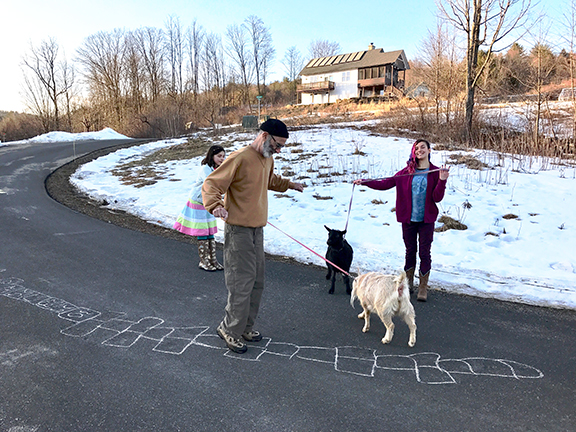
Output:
[
  {"xmin": 273, "ymin": 97, "xmax": 576, "ymax": 163},
  {"xmin": 108, "ymin": 99, "xmax": 575, "ymax": 210},
  {"xmin": 435, "ymin": 215, "xmax": 468, "ymax": 232},
  {"xmin": 447, "ymin": 153, "xmax": 490, "ymax": 170},
  {"xmin": 111, "ymin": 136, "xmax": 237, "ymax": 188}
]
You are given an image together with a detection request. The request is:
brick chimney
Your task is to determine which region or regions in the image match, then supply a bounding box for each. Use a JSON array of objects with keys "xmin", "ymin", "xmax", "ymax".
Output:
[{"xmin": 368, "ymin": 43, "xmax": 375, "ymax": 50}]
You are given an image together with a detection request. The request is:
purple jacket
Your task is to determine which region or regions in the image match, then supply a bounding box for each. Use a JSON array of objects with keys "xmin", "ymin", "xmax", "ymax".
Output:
[{"xmin": 361, "ymin": 163, "xmax": 447, "ymax": 224}]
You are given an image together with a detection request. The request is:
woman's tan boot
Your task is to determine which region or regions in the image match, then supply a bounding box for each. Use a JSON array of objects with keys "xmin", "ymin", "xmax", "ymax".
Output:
[
  {"xmin": 198, "ymin": 240, "xmax": 217, "ymax": 271},
  {"xmin": 208, "ymin": 238, "xmax": 224, "ymax": 270},
  {"xmin": 417, "ymin": 271, "xmax": 430, "ymax": 302}
]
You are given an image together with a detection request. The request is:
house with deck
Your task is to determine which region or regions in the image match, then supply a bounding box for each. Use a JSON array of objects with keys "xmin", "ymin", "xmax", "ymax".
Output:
[{"xmin": 297, "ymin": 43, "xmax": 410, "ymax": 105}]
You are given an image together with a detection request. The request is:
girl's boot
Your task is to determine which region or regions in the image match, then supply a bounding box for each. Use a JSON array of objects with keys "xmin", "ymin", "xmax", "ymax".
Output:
[
  {"xmin": 208, "ymin": 238, "xmax": 224, "ymax": 270},
  {"xmin": 198, "ymin": 240, "xmax": 217, "ymax": 271}
]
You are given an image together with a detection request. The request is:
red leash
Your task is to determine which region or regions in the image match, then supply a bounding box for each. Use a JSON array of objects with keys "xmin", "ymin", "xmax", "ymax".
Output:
[{"xmin": 267, "ymin": 221, "xmax": 353, "ymax": 278}]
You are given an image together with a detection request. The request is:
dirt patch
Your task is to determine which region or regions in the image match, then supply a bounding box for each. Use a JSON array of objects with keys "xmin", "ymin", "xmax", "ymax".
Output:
[
  {"xmin": 435, "ymin": 215, "xmax": 468, "ymax": 232},
  {"xmin": 313, "ymin": 194, "xmax": 333, "ymax": 200},
  {"xmin": 446, "ymin": 153, "xmax": 489, "ymax": 170},
  {"xmin": 110, "ymin": 136, "xmax": 236, "ymax": 188}
]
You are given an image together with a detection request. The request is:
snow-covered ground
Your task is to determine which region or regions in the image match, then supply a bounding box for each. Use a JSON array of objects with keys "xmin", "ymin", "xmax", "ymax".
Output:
[
  {"xmin": 480, "ymin": 100, "xmax": 576, "ymax": 137},
  {"xmin": 24, "ymin": 124, "xmax": 571, "ymax": 311},
  {"xmin": 0, "ymin": 127, "xmax": 128, "ymax": 146}
]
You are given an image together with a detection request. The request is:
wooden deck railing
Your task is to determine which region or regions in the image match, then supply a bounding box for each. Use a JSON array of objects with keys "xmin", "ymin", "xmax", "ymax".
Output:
[{"xmin": 297, "ymin": 81, "xmax": 335, "ymax": 92}]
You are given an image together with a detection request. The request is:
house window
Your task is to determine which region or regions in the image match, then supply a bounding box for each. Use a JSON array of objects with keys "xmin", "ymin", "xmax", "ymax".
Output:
[{"xmin": 342, "ymin": 71, "xmax": 350, "ymax": 81}]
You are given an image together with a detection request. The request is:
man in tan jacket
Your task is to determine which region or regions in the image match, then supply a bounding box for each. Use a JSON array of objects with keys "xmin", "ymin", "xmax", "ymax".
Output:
[{"xmin": 202, "ymin": 119, "xmax": 304, "ymax": 353}]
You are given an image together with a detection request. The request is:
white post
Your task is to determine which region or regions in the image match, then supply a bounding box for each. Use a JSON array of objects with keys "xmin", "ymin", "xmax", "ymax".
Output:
[{"xmin": 257, "ymin": 95, "xmax": 263, "ymax": 123}]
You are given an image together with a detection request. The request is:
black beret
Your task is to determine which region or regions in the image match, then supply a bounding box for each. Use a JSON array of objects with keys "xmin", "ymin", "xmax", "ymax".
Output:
[{"xmin": 260, "ymin": 118, "xmax": 289, "ymax": 138}]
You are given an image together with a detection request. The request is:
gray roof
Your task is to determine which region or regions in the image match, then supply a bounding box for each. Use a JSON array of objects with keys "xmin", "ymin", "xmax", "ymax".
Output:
[{"xmin": 299, "ymin": 48, "xmax": 410, "ymax": 76}]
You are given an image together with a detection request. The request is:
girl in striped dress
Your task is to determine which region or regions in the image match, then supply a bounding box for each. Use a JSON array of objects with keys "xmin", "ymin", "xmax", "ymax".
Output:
[{"xmin": 174, "ymin": 145, "xmax": 226, "ymax": 271}]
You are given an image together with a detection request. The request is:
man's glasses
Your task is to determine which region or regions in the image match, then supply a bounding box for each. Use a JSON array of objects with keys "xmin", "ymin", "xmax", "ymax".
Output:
[{"xmin": 270, "ymin": 135, "xmax": 284, "ymax": 151}]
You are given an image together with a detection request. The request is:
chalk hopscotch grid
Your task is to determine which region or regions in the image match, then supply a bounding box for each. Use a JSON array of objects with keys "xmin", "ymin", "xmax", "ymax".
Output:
[{"xmin": 0, "ymin": 277, "xmax": 544, "ymax": 384}]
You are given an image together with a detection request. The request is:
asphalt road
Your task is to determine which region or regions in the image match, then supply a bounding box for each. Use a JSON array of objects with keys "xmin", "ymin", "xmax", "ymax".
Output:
[{"xmin": 1, "ymin": 138, "xmax": 575, "ymax": 432}]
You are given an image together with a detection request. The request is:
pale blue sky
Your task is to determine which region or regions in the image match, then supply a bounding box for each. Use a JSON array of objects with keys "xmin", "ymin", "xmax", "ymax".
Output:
[{"xmin": 0, "ymin": 0, "xmax": 569, "ymax": 112}]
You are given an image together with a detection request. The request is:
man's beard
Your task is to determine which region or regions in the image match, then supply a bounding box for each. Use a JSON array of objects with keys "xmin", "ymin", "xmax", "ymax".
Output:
[{"xmin": 262, "ymin": 136, "xmax": 275, "ymax": 158}]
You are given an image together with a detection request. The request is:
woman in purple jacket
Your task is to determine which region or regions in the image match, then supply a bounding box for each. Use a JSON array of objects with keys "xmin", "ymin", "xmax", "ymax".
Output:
[{"xmin": 354, "ymin": 139, "xmax": 450, "ymax": 301}]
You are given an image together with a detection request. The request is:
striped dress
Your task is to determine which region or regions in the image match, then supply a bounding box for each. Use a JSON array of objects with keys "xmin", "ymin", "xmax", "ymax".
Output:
[{"xmin": 173, "ymin": 164, "xmax": 218, "ymax": 236}]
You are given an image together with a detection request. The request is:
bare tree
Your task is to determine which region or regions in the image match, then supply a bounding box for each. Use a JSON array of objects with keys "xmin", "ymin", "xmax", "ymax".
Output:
[
  {"xmin": 165, "ymin": 15, "xmax": 184, "ymax": 97},
  {"xmin": 201, "ymin": 32, "xmax": 225, "ymax": 92},
  {"xmin": 76, "ymin": 29, "xmax": 127, "ymax": 125},
  {"xmin": 226, "ymin": 23, "xmax": 253, "ymax": 107},
  {"xmin": 22, "ymin": 73, "xmax": 52, "ymax": 132},
  {"xmin": 134, "ymin": 27, "xmax": 166, "ymax": 103},
  {"xmin": 22, "ymin": 38, "xmax": 74, "ymax": 131},
  {"xmin": 201, "ymin": 32, "xmax": 226, "ymax": 127},
  {"xmin": 244, "ymin": 15, "xmax": 275, "ymax": 96},
  {"xmin": 561, "ymin": 0, "xmax": 576, "ymax": 140},
  {"xmin": 281, "ymin": 46, "xmax": 304, "ymax": 81},
  {"xmin": 124, "ymin": 31, "xmax": 145, "ymax": 114},
  {"xmin": 280, "ymin": 46, "xmax": 304, "ymax": 104},
  {"xmin": 186, "ymin": 20, "xmax": 204, "ymax": 101},
  {"xmin": 59, "ymin": 56, "xmax": 76, "ymax": 131},
  {"xmin": 259, "ymin": 42, "xmax": 275, "ymax": 88},
  {"xmin": 420, "ymin": 23, "xmax": 464, "ymax": 125},
  {"xmin": 308, "ymin": 39, "xmax": 341, "ymax": 59},
  {"xmin": 438, "ymin": 0, "xmax": 533, "ymax": 144},
  {"xmin": 526, "ymin": 23, "xmax": 557, "ymax": 144}
]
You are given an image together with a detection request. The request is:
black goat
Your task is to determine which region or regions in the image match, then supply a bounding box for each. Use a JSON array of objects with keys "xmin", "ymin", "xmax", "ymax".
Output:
[{"xmin": 324, "ymin": 225, "xmax": 354, "ymax": 295}]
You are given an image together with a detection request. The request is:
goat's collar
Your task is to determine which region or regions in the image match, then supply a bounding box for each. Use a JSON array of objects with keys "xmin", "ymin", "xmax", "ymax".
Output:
[{"xmin": 328, "ymin": 241, "xmax": 346, "ymax": 252}]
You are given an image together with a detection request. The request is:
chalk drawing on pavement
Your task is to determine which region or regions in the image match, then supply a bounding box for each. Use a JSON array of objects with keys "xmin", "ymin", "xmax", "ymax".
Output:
[{"xmin": 0, "ymin": 277, "xmax": 544, "ymax": 384}]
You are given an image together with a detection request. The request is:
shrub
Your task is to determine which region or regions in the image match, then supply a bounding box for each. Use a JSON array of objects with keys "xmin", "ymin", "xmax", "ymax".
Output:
[{"xmin": 0, "ymin": 112, "xmax": 43, "ymax": 142}]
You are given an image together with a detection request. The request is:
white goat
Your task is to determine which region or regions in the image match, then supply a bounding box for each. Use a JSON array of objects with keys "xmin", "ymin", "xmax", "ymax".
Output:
[{"xmin": 350, "ymin": 270, "xmax": 417, "ymax": 347}]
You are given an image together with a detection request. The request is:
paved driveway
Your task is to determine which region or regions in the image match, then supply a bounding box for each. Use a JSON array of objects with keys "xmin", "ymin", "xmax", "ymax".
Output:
[{"xmin": 1, "ymin": 139, "xmax": 575, "ymax": 431}]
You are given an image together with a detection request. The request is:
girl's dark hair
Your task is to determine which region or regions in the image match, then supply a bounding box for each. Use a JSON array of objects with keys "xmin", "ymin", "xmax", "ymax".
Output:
[
  {"xmin": 407, "ymin": 139, "xmax": 431, "ymax": 174},
  {"xmin": 202, "ymin": 145, "xmax": 225, "ymax": 168}
]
